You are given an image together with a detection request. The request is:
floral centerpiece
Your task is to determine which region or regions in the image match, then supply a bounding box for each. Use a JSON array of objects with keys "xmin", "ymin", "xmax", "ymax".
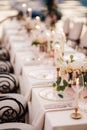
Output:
[
  {"xmin": 32, "ymin": 37, "xmax": 48, "ymax": 52},
  {"xmin": 53, "ymin": 54, "xmax": 87, "ymax": 98}
]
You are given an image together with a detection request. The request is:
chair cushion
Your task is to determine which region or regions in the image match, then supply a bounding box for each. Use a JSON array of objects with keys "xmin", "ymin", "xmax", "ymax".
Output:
[
  {"xmin": 0, "ymin": 94, "xmax": 27, "ymax": 123},
  {"xmin": 0, "ymin": 122, "xmax": 35, "ymax": 130},
  {"xmin": 0, "ymin": 73, "xmax": 19, "ymax": 93},
  {"xmin": 0, "ymin": 61, "xmax": 13, "ymax": 73}
]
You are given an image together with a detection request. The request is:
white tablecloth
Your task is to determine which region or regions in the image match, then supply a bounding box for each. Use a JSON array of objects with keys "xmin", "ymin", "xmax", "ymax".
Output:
[
  {"xmin": 31, "ymin": 87, "xmax": 87, "ymax": 130},
  {"xmin": 2, "ymin": 19, "xmax": 87, "ymax": 130},
  {"xmin": 20, "ymin": 65, "xmax": 56, "ymax": 101}
]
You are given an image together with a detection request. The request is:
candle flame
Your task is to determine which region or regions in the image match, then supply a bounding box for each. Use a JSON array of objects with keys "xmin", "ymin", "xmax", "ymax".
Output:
[
  {"xmin": 56, "ymin": 45, "xmax": 60, "ymax": 50},
  {"xmin": 22, "ymin": 3, "xmax": 26, "ymax": 8},
  {"xmin": 28, "ymin": 8, "xmax": 32, "ymax": 12},
  {"xmin": 36, "ymin": 16, "xmax": 40, "ymax": 21},
  {"xmin": 76, "ymin": 78, "xmax": 79, "ymax": 85}
]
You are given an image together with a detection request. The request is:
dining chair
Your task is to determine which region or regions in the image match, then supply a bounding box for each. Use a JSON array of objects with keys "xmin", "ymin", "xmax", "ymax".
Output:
[
  {"xmin": 78, "ymin": 30, "xmax": 87, "ymax": 56},
  {"xmin": 0, "ymin": 122, "xmax": 35, "ymax": 130},
  {"xmin": 63, "ymin": 18, "xmax": 70, "ymax": 38},
  {"xmin": 68, "ymin": 22, "xmax": 83, "ymax": 48},
  {"xmin": 80, "ymin": 30, "xmax": 87, "ymax": 48},
  {"xmin": 0, "ymin": 61, "xmax": 14, "ymax": 73},
  {"xmin": 0, "ymin": 94, "xmax": 28, "ymax": 123},
  {"xmin": 0, "ymin": 47, "xmax": 10, "ymax": 61},
  {"xmin": 0, "ymin": 73, "xmax": 19, "ymax": 93}
]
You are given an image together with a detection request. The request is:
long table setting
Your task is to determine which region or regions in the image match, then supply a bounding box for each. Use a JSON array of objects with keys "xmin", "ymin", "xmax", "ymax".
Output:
[{"xmin": 1, "ymin": 10, "xmax": 87, "ymax": 130}]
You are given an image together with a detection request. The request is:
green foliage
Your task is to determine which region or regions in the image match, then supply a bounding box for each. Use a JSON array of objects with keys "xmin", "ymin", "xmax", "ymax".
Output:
[
  {"xmin": 63, "ymin": 79, "xmax": 68, "ymax": 87},
  {"xmin": 53, "ymin": 77, "xmax": 68, "ymax": 91},
  {"xmin": 32, "ymin": 41, "xmax": 39, "ymax": 46},
  {"xmin": 70, "ymin": 55, "xmax": 74, "ymax": 62},
  {"xmin": 53, "ymin": 82, "xmax": 56, "ymax": 87},
  {"xmin": 56, "ymin": 77, "xmax": 61, "ymax": 85}
]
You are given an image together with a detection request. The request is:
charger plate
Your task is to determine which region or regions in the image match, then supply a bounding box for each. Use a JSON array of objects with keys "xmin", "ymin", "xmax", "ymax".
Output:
[
  {"xmin": 39, "ymin": 88, "xmax": 74, "ymax": 102},
  {"xmin": 28, "ymin": 69, "xmax": 56, "ymax": 80}
]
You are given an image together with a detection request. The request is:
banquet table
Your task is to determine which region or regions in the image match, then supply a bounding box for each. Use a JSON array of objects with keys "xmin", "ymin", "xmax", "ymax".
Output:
[
  {"xmin": 2, "ymin": 18, "xmax": 87, "ymax": 130},
  {"xmin": 19, "ymin": 65, "xmax": 56, "ymax": 100}
]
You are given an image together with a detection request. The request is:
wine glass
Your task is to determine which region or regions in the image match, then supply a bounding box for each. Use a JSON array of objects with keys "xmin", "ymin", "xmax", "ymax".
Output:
[{"xmin": 71, "ymin": 72, "xmax": 84, "ymax": 119}]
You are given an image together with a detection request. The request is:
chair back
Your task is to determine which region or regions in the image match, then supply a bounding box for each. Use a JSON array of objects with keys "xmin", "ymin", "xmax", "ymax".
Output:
[
  {"xmin": 0, "ymin": 61, "xmax": 13, "ymax": 73},
  {"xmin": 63, "ymin": 18, "xmax": 70, "ymax": 36},
  {"xmin": 0, "ymin": 73, "xmax": 18, "ymax": 93},
  {"xmin": 68, "ymin": 22, "xmax": 83, "ymax": 41},
  {"xmin": 0, "ymin": 94, "xmax": 27, "ymax": 123},
  {"xmin": 80, "ymin": 31, "xmax": 87, "ymax": 48}
]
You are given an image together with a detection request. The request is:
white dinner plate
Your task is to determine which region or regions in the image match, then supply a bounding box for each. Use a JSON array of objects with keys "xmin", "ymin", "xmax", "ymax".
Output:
[
  {"xmin": 28, "ymin": 69, "xmax": 56, "ymax": 80},
  {"xmin": 39, "ymin": 88, "xmax": 74, "ymax": 101},
  {"xmin": 64, "ymin": 52, "xmax": 85, "ymax": 61}
]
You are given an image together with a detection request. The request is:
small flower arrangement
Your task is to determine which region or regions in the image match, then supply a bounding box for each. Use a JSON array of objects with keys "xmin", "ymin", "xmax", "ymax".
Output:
[
  {"xmin": 32, "ymin": 37, "xmax": 47, "ymax": 46},
  {"xmin": 32, "ymin": 37, "xmax": 48, "ymax": 52}
]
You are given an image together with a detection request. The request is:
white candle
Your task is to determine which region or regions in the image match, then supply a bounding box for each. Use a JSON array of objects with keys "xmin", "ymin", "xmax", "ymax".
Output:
[
  {"xmin": 28, "ymin": 8, "xmax": 32, "ymax": 19},
  {"xmin": 35, "ymin": 25, "xmax": 40, "ymax": 30},
  {"xmin": 22, "ymin": 3, "xmax": 27, "ymax": 14},
  {"xmin": 51, "ymin": 30, "xmax": 55, "ymax": 48},
  {"xmin": 46, "ymin": 32, "xmax": 50, "ymax": 52},
  {"xmin": 36, "ymin": 16, "xmax": 40, "ymax": 25},
  {"xmin": 61, "ymin": 31, "xmax": 66, "ymax": 55},
  {"xmin": 54, "ymin": 44, "xmax": 61, "ymax": 66},
  {"xmin": 56, "ymin": 44, "xmax": 61, "ymax": 57},
  {"xmin": 76, "ymin": 78, "xmax": 79, "ymax": 86}
]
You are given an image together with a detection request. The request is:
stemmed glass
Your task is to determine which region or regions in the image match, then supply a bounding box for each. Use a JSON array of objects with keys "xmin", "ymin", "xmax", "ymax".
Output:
[{"xmin": 71, "ymin": 72, "xmax": 84, "ymax": 119}]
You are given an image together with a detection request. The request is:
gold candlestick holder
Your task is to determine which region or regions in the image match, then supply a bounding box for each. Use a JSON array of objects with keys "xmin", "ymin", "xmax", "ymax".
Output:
[
  {"xmin": 71, "ymin": 106, "xmax": 82, "ymax": 119},
  {"xmin": 62, "ymin": 52, "xmax": 64, "ymax": 57},
  {"xmin": 56, "ymin": 68, "xmax": 61, "ymax": 78}
]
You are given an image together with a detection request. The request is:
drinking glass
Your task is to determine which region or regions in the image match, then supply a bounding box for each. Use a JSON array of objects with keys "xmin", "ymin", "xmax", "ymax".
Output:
[{"xmin": 71, "ymin": 73, "xmax": 84, "ymax": 119}]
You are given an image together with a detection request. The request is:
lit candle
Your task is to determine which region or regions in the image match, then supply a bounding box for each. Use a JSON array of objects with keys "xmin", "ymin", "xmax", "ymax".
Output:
[
  {"xmin": 51, "ymin": 30, "xmax": 55, "ymax": 38},
  {"xmin": 76, "ymin": 78, "xmax": 79, "ymax": 86},
  {"xmin": 28, "ymin": 8, "xmax": 32, "ymax": 19},
  {"xmin": 46, "ymin": 32, "xmax": 50, "ymax": 52},
  {"xmin": 22, "ymin": 3, "xmax": 27, "ymax": 15},
  {"xmin": 56, "ymin": 44, "xmax": 61, "ymax": 57},
  {"xmin": 36, "ymin": 16, "xmax": 40, "ymax": 25},
  {"xmin": 54, "ymin": 44, "xmax": 61, "ymax": 66},
  {"xmin": 35, "ymin": 25, "xmax": 40, "ymax": 30},
  {"xmin": 51, "ymin": 30, "xmax": 56, "ymax": 48},
  {"xmin": 60, "ymin": 30, "xmax": 66, "ymax": 57}
]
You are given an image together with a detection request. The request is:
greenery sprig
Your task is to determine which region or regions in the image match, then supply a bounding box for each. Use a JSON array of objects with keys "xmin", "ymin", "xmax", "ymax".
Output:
[
  {"xmin": 70, "ymin": 55, "xmax": 74, "ymax": 63},
  {"xmin": 32, "ymin": 41, "xmax": 39, "ymax": 46},
  {"xmin": 53, "ymin": 77, "xmax": 68, "ymax": 91}
]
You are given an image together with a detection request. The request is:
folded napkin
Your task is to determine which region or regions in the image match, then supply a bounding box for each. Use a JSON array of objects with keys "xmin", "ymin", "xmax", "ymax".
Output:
[
  {"xmin": 44, "ymin": 102, "xmax": 73, "ymax": 111},
  {"xmin": 32, "ymin": 81, "xmax": 54, "ymax": 88},
  {"xmin": 32, "ymin": 102, "xmax": 73, "ymax": 130}
]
